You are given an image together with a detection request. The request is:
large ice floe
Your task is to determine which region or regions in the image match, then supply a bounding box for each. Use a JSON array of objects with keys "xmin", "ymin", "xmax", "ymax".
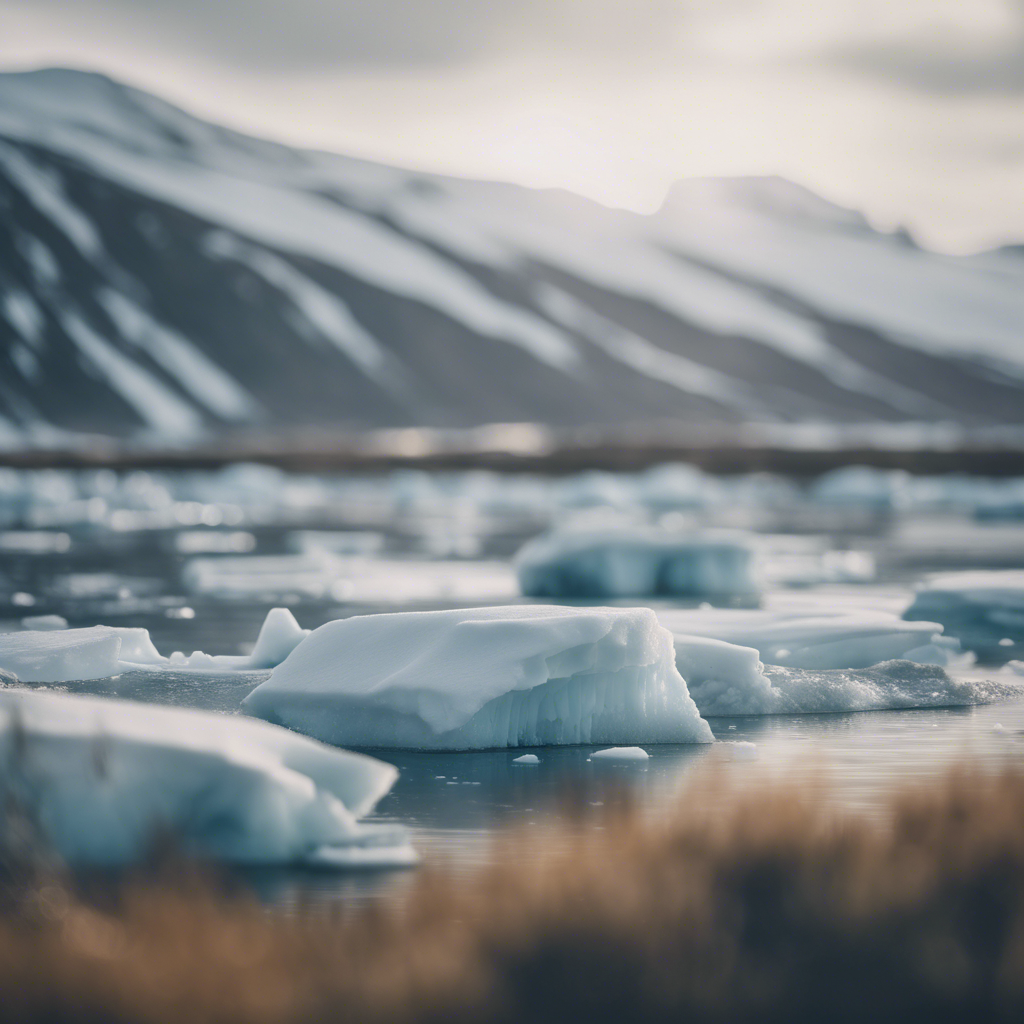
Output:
[
  {"xmin": 515, "ymin": 528, "xmax": 758, "ymax": 599},
  {"xmin": 243, "ymin": 605, "xmax": 713, "ymax": 750},
  {"xmin": 0, "ymin": 607, "xmax": 308, "ymax": 682},
  {"xmin": 904, "ymin": 572, "xmax": 1024, "ymax": 662},
  {"xmin": 0, "ymin": 687, "xmax": 413, "ymax": 866}
]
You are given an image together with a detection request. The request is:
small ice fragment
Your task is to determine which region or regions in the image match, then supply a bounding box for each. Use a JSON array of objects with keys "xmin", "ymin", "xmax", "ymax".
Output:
[
  {"xmin": 1000, "ymin": 638, "xmax": 1015, "ymax": 647},
  {"xmin": 993, "ymin": 723, "xmax": 1009, "ymax": 734},
  {"xmin": 727, "ymin": 724, "xmax": 736, "ymax": 730},
  {"xmin": 12, "ymin": 593, "xmax": 35, "ymax": 607},
  {"xmin": 21, "ymin": 615, "xmax": 67, "ymax": 631},
  {"xmin": 722, "ymin": 740, "xmax": 759, "ymax": 760},
  {"xmin": 513, "ymin": 753, "xmax": 540, "ymax": 764},
  {"xmin": 591, "ymin": 746, "xmax": 649, "ymax": 761},
  {"xmin": 166, "ymin": 606, "xmax": 196, "ymax": 619}
]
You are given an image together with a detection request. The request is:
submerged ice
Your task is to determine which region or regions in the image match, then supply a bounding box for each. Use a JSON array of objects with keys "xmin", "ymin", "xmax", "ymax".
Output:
[
  {"xmin": 243, "ymin": 605, "xmax": 713, "ymax": 750},
  {"xmin": 0, "ymin": 687, "xmax": 412, "ymax": 866}
]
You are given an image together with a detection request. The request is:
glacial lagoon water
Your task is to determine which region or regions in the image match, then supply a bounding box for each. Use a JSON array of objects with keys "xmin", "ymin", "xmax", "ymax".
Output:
[{"xmin": 3, "ymin": 465, "xmax": 1024, "ymax": 904}]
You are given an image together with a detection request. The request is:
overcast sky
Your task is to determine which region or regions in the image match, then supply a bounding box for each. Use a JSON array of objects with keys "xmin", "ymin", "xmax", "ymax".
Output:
[{"xmin": 2, "ymin": 0, "xmax": 1023, "ymax": 251}]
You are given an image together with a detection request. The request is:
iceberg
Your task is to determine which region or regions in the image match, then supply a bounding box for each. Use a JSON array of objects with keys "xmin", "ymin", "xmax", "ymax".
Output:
[
  {"xmin": 904, "ymin": 571, "xmax": 1024, "ymax": 662},
  {"xmin": 243, "ymin": 605, "xmax": 713, "ymax": 750},
  {"xmin": 515, "ymin": 529, "xmax": 758, "ymax": 599},
  {"xmin": 0, "ymin": 608, "xmax": 308, "ymax": 682},
  {"xmin": 0, "ymin": 688, "xmax": 412, "ymax": 867},
  {"xmin": 657, "ymin": 608, "xmax": 959, "ymax": 670}
]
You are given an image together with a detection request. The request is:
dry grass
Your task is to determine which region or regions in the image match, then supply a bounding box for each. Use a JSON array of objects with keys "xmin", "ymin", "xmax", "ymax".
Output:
[{"xmin": 3, "ymin": 765, "xmax": 1024, "ymax": 1023}]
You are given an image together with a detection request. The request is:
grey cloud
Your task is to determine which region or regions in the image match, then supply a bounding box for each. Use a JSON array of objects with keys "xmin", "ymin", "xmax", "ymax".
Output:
[
  {"xmin": 834, "ymin": 45, "xmax": 1024, "ymax": 95},
  {"xmin": 10, "ymin": 0, "xmax": 687, "ymax": 70}
]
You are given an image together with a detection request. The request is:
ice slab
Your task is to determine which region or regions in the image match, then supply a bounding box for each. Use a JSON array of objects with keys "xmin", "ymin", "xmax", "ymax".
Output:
[
  {"xmin": 174, "ymin": 530, "xmax": 256, "ymax": 554},
  {"xmin": 591, "ymin": 746, "xmax": 649, "ymax": 761},
  {"xmin": 515, "ymin": 529, "xmax": 758, "ymax": 599},
  {"xmin": 243, "ymin": 605, "xmax": 714, "ymax": 750},
  {"xmin": 671, "ymin": 633, "xmax": 1019, "ymax": 716},
  {"xmin": 905, "ymin": 572, "xmax": 1024, "ymax": 662},
  {"xmin": 183, "ymin": 554, "xmax": 343, "ymax": 599},
  {"xmin": 658, "ymin": 608, "xmax": 959, "ymax": 670},
  {"xmin": 0, "ymin": 531, "xmax": 71, "ymax": 554},
  {"xmin": 0, "ymin": 608, "xmax": 308, "ymax": 681},
  {"xmin": 287, "ymin": 530, "xmax": 385, "ymax": 556},
  {"xmin": 0, "ymin": 687, "xmax": 412, "ymax": 867}
]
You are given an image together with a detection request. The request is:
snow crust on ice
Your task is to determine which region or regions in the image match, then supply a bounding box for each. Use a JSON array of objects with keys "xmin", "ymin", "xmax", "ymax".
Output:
[
  {"xmin": 243, "ymin": 605, "xmax": 714, "ymax": 750},
  {"xmin": 657, "ymin": 608, "xmax": 959, "ymax": 670},
  {"xmin": 0, "ymin": 687, "xmax": 411, "ymax": 866},
  {"xmin": 0, "ymin": 608, "xmax": 308, "ymax": 682},
  {"xmin": 515, "ymin": 529, "xmax": 758, "ymax": 599},
  {"xmin": 591, "ymin": 746, "xmax": 649, "ymax": 761}
]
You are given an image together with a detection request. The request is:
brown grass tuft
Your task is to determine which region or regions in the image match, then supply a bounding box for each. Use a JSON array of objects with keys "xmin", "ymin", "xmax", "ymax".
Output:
[{"xmin": 4, "ymin": 764, "xmax": 1024, "ymax": 1023}]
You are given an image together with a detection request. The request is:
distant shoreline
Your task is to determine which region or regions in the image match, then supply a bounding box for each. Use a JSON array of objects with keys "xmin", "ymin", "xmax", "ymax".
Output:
[{"xmin": 5, "ymin": 431, "xmax": 1024, "ymax": 477}]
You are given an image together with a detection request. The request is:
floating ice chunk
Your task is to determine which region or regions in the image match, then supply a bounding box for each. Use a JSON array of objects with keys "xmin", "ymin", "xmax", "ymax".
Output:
[
  {"xmin": 515, "ymin": 529, "xmax": 758, "ymax": 599},
  {"xmin": 0, "ymin": 688, "xmax": 411, "ymax": 867},
  {"xmin": 591, "ymin": 746, "xmax": 649, "ymax": 761},
  {"xmin": 20, "ymin": 615, "xmax": 67, "ymax": 631},
  {"xmin": 182, "ymin": 554, "xmax": 343, "ymax": 598},
  {"xmin": 658, "ymin": 608, "xmax": 959, "ymax": 670},
  {"xmin": 905, "ymin": 571, "xmax": 1024, "ymax": 662},
  {"xmin": 174, "ymin": 530, "xmax": 256, "ymax": 554},
  {"xmin": 0, "ymin": 626, "xmax": 161, "ymax": 682},
  {"xmin": 758, "ymin": 660, "xmax": 1021, "ymax": 714},
  {"xmin": 0, "ymin": 531, "xmax": 71, "ymax": 554},
  {"xmin": 666, "ymin": 632, "xmax": 1010, "ymax": 716},
  {"xmin": 810, "ymin": 467, "xmax": 910, "ymax": 509},
  {"xmin": 0, "ymin": 608, "xmax": 310, "ymax": 681},
  {"xmin": 328, "ymin": 559, "xmax": 518, "ymax": 605},
  {"xmin": 288, "ymin": 530, "xmax": 385, "ymax": 556},
  {"xmin": 513, "ymin": 753, "xmax": 540, "ymax": 764},
  {"xmin": 671, "ymin": 634, "xmax": 777, "ymax": 715},
  {"xmin": 243, "ymin": 605, "xmax": 713, "ymax": 750}
]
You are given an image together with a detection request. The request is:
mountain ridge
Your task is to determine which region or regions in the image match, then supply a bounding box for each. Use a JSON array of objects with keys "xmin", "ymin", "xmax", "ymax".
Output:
[{"xmin": 1, "ymin": 67, "xmax": 1022, "ymax": 448}]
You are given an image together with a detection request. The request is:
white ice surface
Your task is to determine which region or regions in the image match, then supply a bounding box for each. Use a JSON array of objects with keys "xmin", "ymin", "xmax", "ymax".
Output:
[
  {"xmin": 0, "ymin": 687, "xmax": 411, "ymax": 866},
  {"xmin": 0, "ymin": 608, "xmax": 308, "ymax": 682},
  {"xmin": 512, "ymin": 753, "xmax": 540, "ymax": 764},
  {"xmin": 657, "ymin": 608, "xmax": 960, "ymax": 670},
  {"xmin": 516, "ymin": 529, "xmax": 758, "ymax": 599},
  {"xmin": 591, "ymin": 746, "xmax": 649, "ymax": 761},
  {"xmin": 243, "ymin": 605, "xmax": 713, "ymax": 750}
]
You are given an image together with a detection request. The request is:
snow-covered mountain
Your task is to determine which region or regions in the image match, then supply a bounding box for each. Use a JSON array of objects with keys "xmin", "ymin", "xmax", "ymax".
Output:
[{"xmin": 1, "ymin": 68, "xmax": 1023, "ymax": 448}]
